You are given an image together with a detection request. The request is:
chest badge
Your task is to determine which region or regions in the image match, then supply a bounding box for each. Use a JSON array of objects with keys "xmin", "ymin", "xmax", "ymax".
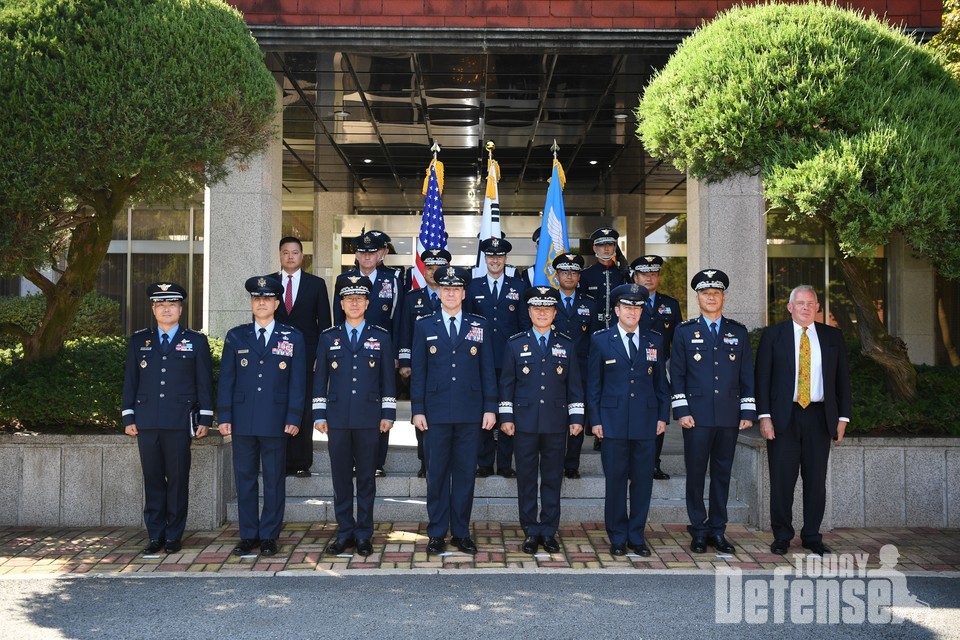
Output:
[
  {"xmin": 470, "ymin": 345, "xmax": 478, "ymax": 356},
  {"xmin": 331, "ymin": 361, "xmax": 338, "ymax": 369},
  {"xmin": 508, "ymin": 304, "xmax": 516, "ymax": 312},
  {"xmin": 522, "ymin": 366, "xmax": 530, "ymax": 375},
  {"xmin": 693, "ymin": 353, "xmax": 702, "ymax": 362},
  {"xmin": 279, "ymin": 361, "xmax": 287, "ymax": 370},
  {"xmin": 369, "ymin": 360, "xmax": 376, "ymax": 368},
  {"xmin": 140, "ymin": 360, "xmax": 147, "ymax": 369},
  {"xmin": 648, "ymin": 366, "xmax": 653, "ymax": 375},
  {"xmin": 556, "ymin": 365, "xmax": 563, "ymax": 375},
  {"xmin": 240, "ymin": 358, "xmax": 248, "ymax": 367},
  {"xmin": 382, "ymin": 304, "xmax": 389, "ymax": 312},
  {"xmin": 429, "ymin": 345, "xmax": 437, "ymax": 354},
  {"xmin": 730, "ymin": 353, "xmax": 736, "ymax": 361}
]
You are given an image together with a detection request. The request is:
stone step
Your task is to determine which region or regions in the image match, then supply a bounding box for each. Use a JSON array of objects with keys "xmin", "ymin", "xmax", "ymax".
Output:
[
  {"xmin": 283, "ymin": 474, "xmax": 735, "ymax": 500},
  {"xmin": 226, "ymin": 496, "xmax": 750, "ymax": 524}
]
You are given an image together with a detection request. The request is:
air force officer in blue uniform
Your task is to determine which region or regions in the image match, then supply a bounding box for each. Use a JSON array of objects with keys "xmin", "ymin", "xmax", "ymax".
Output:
[
  {"xmin": 314, "ymin": 275, "xmax": 396, "ymax": 557},
  {"xmin": 499, "ymin": 286, "xmax": 584, "ymax": 555},
  {"xmin": 588, "ymin": 283, "xmax": 669, "ymax": 557},
  {"xmin": 218, "ymin": 276, "xmax": 306, "ymax": 558},
  {"xmin": 412, "ymin": 266, "xmax": 497, "ymax": 555},
  {"xmin": 670, "ymin": 269, "xmax": 755, "ymax": 555},
  {"xmin": 123, "ymin": 282, "xmax": 214, "ymax": 555}
]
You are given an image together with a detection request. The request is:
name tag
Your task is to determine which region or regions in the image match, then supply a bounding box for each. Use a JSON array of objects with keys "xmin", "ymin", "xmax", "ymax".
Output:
[
  {"xmin": 328, "ymin": 345, "xmax": 340, "ymax": 351},
  {"xmin": 520, "ymin": 352, "xmax": 533, "ymax": 357},
  {"xmin": 690, "ymin": 339, "xmax": 704, "ymax": 344},
  {"xmin": 605, "ymin": 359, "xmax": 617, "ymax": 365},
  {"xmin": 140, "ymin": 347, "xmax": 152, "ymax": 351},
  {"xmin": 426, "ymin": 335, "xmax": 438, "ymax": 341},
  {"xmin": 237, "ymin": 349, "xmax": 250, "ymax": 354}
]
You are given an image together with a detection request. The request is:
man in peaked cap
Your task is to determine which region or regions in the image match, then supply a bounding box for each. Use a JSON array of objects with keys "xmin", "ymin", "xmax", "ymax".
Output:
[
  {"xmin": 499, "ymin": 286, "xmax": 584, "ymax": 554},
  {"xmin": 632, "ymin": 254, "xmax": 684, "ymax": 480},
  {"xmin": 670, "ymin": 269, "xmax": 755, "ymax": 555},
  {"xmin": 270, "ymin": 236, "xmax": 332, "ymax": 480},
  {"xmin": 314, "ymin": 275, "xmax": 396, "ymax": 558},
  {"xmin": 123, "ymin": 282, "xmax": 213, "ymax": 556},
  {"xmin": 333, "ymin": 230, "xmax": 403, "ymax": 478},
  {"xmin": 580, "ymin": 227, "xmax": 628, "ymax": 330},
  {"xmin": 398, "ymin": 247, "xmax": 451, "ymax": 477},
  {"xmin": 588, "ymin": 282, "xmax": 669, "ymax": 557},
  {"xmin": 551, "ymin": 253, "xmax": 601, "ymax": 479},
  {"xmin": 465, "ymin": 236, "xmax": 531, "ymax": 479},
  {"xmin": 218, "ymin": 276, "xmax": 306, "ymax": 558},
  {"xmin": 411, "ymin": 266, "xmax": 497, "ymax": 556}
]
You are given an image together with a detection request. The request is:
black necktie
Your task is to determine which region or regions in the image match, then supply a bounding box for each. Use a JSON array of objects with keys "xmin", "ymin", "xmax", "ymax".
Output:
[
  {"xmin": 710, "ymin": 321, "xmax": 719, "ymax": 342},
  {"xmin": 491, "ymin": 280, "xmax": 499, "ymax": 300},
  {"xmin": 626, "ymin": 332, "xmax": 638, "ymax": 360},
  {"xmin": 351, "ymin": 327, "xmax": 359, "ymax": 349},
  {"xmin": 565, "ymin": 297, "xmax": 573, "ymax": 314},
  {"xmin": 160, "ymin": 333, "xmax": 169, "ymax": 353},
  {"xmin": 258, "ymin": 327, "xmax": 267, "ymax": 350},
  {"xmin": 449, "ymin": 316, "xmax": 457, "ymax": 339},
  {"xmin": 539, "ymin": 335, "xmax": 547, "ymax": 354}
]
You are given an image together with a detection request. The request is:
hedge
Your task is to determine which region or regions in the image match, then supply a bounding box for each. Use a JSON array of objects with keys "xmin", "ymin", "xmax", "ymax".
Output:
[{"xmin": 0, "ymin": 293, "xmax": 121, "ymax": 350}]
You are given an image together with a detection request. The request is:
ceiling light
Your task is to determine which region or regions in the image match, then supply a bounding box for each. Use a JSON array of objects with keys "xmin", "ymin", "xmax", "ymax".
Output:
[
  {"xmin": 589, "ymin": 160, "xmax": 598, "ymax": 165},
  {"xmin": 613, "ymin": 113, "xmax": 629, "ymax": 120},
  {"xmin": 334, "ymin": 109, "xmax": 350, "ymax": 117},
  {"xmin": 363, "ymin": 158, "xmax": 372, "ymax": 164}
]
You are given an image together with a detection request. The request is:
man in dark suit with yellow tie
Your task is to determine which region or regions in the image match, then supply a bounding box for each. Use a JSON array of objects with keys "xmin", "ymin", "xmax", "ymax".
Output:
[
  {"xmin": 271, "ymin": 236, "xmax": 332, "ymax": 479},
  {"xmin": 756, "ymin": 284, "xmax": 851, "ymax": 557}
]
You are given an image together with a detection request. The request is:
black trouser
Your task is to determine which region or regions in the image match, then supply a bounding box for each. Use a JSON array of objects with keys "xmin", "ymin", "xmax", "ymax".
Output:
[{"xmin": 137, "ymin": 429, "xmax": 191, "ymax": 542}]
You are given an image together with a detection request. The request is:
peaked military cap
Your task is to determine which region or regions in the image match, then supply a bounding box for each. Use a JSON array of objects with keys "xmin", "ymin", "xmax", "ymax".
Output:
[
  {"xmin": 479, "ymin": 237, "xmax": 512, "ymax": 256},
  {"xmin": 436, "ymin": 266, "xmax": 468, "ymax": 288},
  {"xmin": 147, "ymin": 282, "xmax": 186, "ymax": 302},
  {"xmin": 590, "ymin": 227, "xmax": 619, "ymax": 245},
  {"xmin": 552, "ymin": 253, "xmax": 584, "ymax": 272},
  {"xmin": 612, "ymin": 282, "xmax": 649, "ymax": 307},
  {"xmin": 524, "ymin": 286, "xmax": 561, "ymax": 307},
  {"xmin": 631, "ymin": 255, "xmax": 664, "ymax": 273},
  {"xmin": 245, "ymin": 275, "xmax": 284, "ymax": 298},
  {"xmin": 335, "ymin": 274, "xmax": 373, "ymax": 298},
  {"xmin": 531, "ymin": 227, "xmax": 541, "ymax": 243},
  {"xmin": 368, "ymin": 229, "xmax": 391, "ymax": 244},
  {"xmin": 353, "ymin": 231, "xmax": 385, "ymax": 253},
  {"xmin": 691, "ymin": 269, "xmax": 729, "ymax": 292},
  {"xmin": 420, "ymin": 248, "xmax": 452, "ymax": 266}
]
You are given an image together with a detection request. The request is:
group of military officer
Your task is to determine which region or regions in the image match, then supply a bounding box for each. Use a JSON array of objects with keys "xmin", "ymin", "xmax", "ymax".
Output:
[{"xmin": 124, "ymin": 224, "xmax": 845, "ymax": 560}]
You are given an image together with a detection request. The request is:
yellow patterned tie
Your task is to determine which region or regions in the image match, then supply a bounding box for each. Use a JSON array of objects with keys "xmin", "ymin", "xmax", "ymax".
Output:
[{"xmin": 798, "ymin": 326, "xmax": 811, "ymax": 408}]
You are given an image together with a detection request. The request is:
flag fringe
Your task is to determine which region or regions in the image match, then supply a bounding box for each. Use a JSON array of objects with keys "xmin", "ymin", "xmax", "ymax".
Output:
[
  {"xmin": 549, "ymin": 158, "xmax": 566, "ymax": 190},
  {"xmin": 485, "ymin": 159, "xmax": 500, "ymax": 199},
  {"xmin": 422, "ymin": 159, "xmax": 444, "ymax": 195}
]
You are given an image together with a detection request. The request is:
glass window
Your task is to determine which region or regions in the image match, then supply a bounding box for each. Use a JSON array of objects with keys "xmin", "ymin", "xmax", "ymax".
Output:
[
  {"xmin": 131, "ymin": 207, "xmax": 190, "ymax": 241},
  {"xmin": 95, "ymin": 254, "xmax": 127, "ymax": 330}
]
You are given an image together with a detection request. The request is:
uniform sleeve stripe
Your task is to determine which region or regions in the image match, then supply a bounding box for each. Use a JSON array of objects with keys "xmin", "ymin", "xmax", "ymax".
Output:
[
  {"xmin": 398, "ymin": 348, "xmax": 411, "ymax": 356},
  {"xmin": 198, "ymin": 410, "xmax": 214, "ymax": 416},
  {"xmin": 382, "ymin": 398, "xmax": 397, "ymax": 409},
  {"xmin": 498, "ymin": 401, "xmax": 513, "ymax": 409},
  {"xmin": 741, "ymin": 402, "xmax": 756, "ymax": 410},
  {"xmin": 121, "ymin": 409, "xmax": 135, "ymax": 416},
  {"xmin": 670, "ymin": 394, "xmax": 686, "ymax": 401},
  {"xmin": 671, "ymin": 399, "xmax": 689, "ymax": 409}
]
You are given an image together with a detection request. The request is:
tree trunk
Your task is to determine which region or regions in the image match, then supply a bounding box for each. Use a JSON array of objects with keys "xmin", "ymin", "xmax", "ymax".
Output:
[
  {"xmin": 937, "ymin": 294, "xmax": 960, "ymax": 367},
  {"xmin": 22, "ymin": 202, "xmax": 120, "ymax": 361},
  {"xmin": 832, "ymin": 248, "xmax": 917, "ymax": 401}
]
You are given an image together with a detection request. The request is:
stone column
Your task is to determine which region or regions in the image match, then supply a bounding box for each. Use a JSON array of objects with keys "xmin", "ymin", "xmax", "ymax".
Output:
[
  {"xmin": 313, "ymin": 190, "xmax": 352, "ymax": 283},
  {"xmin": 887, "ymin": 234, "xmax": 936, "ymax": 365},
  {"xmin": 203, "ymin": 86, "xmax": 283, "ymax": 339},
  {"xmin": 686, "ymin": 173, "xmax": 767, "ymax": 330}
]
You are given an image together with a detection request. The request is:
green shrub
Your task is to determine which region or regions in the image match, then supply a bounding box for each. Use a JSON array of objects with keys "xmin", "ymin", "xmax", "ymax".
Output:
[
  {"xmin": 0, "ymin": 293, "xmax": 121, "ymax": 350},
  {"xmin": 0, "ymin": 334, "xmax": 223, "ymax": 433}
]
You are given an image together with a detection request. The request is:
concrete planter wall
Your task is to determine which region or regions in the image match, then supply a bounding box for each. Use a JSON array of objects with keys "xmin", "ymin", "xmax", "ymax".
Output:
[
  {"xmin": 732, "ymin": 432, "xmax": 960, "ymax": 530},
  {"xmin": 0, "ymin": 432, "xmax": 234, "ymax": 529}
]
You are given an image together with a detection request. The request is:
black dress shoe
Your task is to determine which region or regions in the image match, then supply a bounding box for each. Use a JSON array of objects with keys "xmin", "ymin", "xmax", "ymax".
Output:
[
  {"xmin": 232, "ymin": 538, "xmax": 260, "ymax": 556},
  {"xmin": 142, "ymin": 538, "xmax": 165, "ymax": 555},
  {"xmin": 294, "ymin": 469, "xmax": 311, "ymax": 478},
  {"xmin": 375, "ymin": 467, "xmax": 386, "ymax": 478},
  {"xmin": 326, "ymin": 538, "xmax": 356, "ymax": 555},
  {"xmin": 451, "ymin": 536, "xmax": 478, "ymax": 555},
  {"xmin": 690, "ymin": 537, "xmax": 708, "ymax": 553},
  {"xmin": 417, "ymin": 464, "xmax": 426, "ymax": 478},
  {"xmin": 628, "ymin": 542, "xmax": 652, "ymax": 557},
  {"xmin": 260, "ymin": 539, "xmax": 279, "ymax": 556},
  {"xmin": 497, "ymin": 467, "xmax": 516, "ymax": 478},
  {"xmin": 542, "ymin": 536, "xmax": 561, "ymax": 554},
  {"xmin": 476, "ymin": 466, "xmax": 493, "ymax": 478},
  {"xmin": 356, "ymin": 539, "xmax": 373, "ymax": 557},
  {"xmin": 610, "ymin": 543, "xmax": 627, "ymax": 556},
  {"xmin": 802, "ymin": 541, "xmax": 831, "ymax": 556},
  {"xmin": 426, "ymin": 537, "xmax": 446, "ymax": 554},
  {"xmin": 564, "ymin": 469, "xmax": 581, "ymax": 479},
  {"xmin": 521, "ymin": 535, "xmax": 539, "ymax": 554},
  {"xmin": 770, "ymin": 539, "xmax": 790, "ymax": 555},
  {"xmin": 708, "ymin": 535, "xmax": 736, "ymax": 554},
  {"xmin": 164, "ymin": 539, "xmax": 182, "ymax": 554},
  {"xmin": 653, "ymin": 467, "xmax": 670, "ymax": 480}
]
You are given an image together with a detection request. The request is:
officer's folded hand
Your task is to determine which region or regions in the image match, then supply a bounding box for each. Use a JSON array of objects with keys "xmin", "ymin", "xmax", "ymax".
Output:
[
  {"xmin": 500, "ymin": 422, "xmax": 515, "ymax": 436},
  {"xmin": 314, "ymin": 420, "xmax": 328, "ymax": 434},
  {"xmin": 758, "ymin": 417, "xmax": 775, "ymax": 440},
  {"xmin": 399, "ymin": 367, "xmax": 412, "ymax": 379},
  {"xmin": 284, "ymin": 424, "xmax": 299, "ymax": 436},
  {"xmin": 592, "ymin": 425, "xmax": 604, "ymax": 439},
  {"xmin": 679, "ymin": 416, "xmax": 695, "ymax": 429},
  {"xmin": 481, "ymin": 412, "xmax": 496, "ymax": 430},
  {"xmin": 413, "ymin": 414, "xmax": 428, "ymax": 431},
  {"xmin": 124, "ymin": 424, "xmax": 138, "ymax": 437},
  {"xmin": 195, "ymin": 426, "xmax": 208, "ymax": 439},
  {"xmin": 569, "ymin": 424, "xmax": 583, "ymax": 436},
  {"xmin": 656, "ymin": 420, "xmax": 666, "ymax": 435},
  {"xmin": 218, "ymin": 423, "xmax": 232, "ymax": 436},
  {"xmin": 380, "ymin": 419, "xmax": 393, "ymax": 433},
  {"xmin": 738, "ymin": 420, "xmax": 753, "ymax": 430}
]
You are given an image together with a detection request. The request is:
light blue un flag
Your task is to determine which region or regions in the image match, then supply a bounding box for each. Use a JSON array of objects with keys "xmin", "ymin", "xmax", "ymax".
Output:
[{"xmin": 533, "ymin": 160, "xmax": 569, "ymax": 287}]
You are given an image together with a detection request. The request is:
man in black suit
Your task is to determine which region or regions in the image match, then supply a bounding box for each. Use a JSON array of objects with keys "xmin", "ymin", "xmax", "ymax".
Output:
[
  {"xmin": 756, "ymin": 284, "xmax": 851, "ymax": 557},
  {"xmin": 270, "ymin": 237, "xmax": 332, "ymax": 478}
]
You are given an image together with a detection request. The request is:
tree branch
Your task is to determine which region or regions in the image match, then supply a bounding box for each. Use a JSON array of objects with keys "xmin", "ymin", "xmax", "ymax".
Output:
[
  {"xmin": 23, "ymin": 268, "xmax": 54, "ymax": 297},
  {"xmin": 0, "ymin": 321, "xmax": 30, "ymax": 342}
]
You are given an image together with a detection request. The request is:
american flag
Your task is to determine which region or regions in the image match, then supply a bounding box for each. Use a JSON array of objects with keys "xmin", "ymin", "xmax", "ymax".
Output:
[{"xmin": 411, "ymin": 163, "xmax": 448, "ymax": 289}]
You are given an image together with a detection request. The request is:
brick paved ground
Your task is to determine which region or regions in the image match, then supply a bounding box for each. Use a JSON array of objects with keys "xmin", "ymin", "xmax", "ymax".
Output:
[{"xmin": 1, "ymin": 523, "xmax": 958, "ymax": 576}]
